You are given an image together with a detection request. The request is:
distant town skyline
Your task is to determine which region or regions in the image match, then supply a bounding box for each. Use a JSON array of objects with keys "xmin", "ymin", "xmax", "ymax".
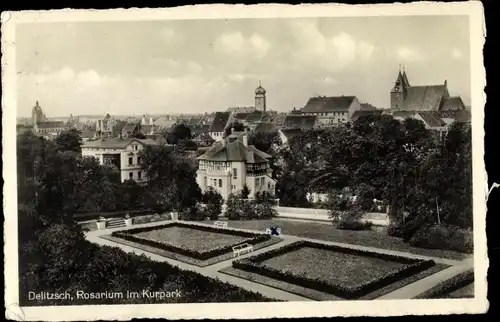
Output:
[{"xmin": 16, "ymin": 16, "xmax": 470, "ymax": 118}]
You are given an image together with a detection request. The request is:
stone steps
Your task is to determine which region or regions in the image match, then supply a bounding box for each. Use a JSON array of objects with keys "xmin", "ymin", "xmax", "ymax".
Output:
[{"xmin": 106, "ymin": 218, "xmax": 126, "ymax": 229}]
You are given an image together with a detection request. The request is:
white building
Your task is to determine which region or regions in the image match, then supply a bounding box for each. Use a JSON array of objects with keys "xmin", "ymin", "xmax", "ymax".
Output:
[
  {"xmin": 196, "ymin": 132, "xmax": 276, "ymax": 199},
  {"xmin": 81, "ymin": 137, "xmax": 157, "ymax": 183}
]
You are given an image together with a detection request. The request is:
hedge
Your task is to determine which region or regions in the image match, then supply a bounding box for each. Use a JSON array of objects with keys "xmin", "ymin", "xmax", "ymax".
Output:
[
  {"xmin": 336, "ymin": 219, "xmax": 373, "ymax": 231},
  {"xmin": 233, "ymin": 240, "xmax": 435, "ymax": 299},
  {"xmin": 112, "ymin": 222, "xmax": 270, "ymax": 260},
  {"xmin": 409, "ymin": 224, "xmax": 473, "ymax": 254},
  {"xmin": 414, "ymin": 269, "xmax": 474, "ymax": 299},
  {"xmin": 74, "ymin": 209, "xmax": 154, "ymax": 221}
]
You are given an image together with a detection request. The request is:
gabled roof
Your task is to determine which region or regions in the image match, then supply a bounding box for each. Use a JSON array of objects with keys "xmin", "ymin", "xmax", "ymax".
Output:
[
  {"xmin": 281, "ymin": 115, "xmax": 318, "ymax": 130},
  {"xmin": 437, "ymin": 109, "xmax": 471, "ymax": 123},
  {"xmin": 416, "ymin": 111, "xmax": 447, "ymax": 127},
  {"xmin": 193, "ymin": 132, "xmax": 215, "ymax": 142},
  {"xmin": 440, "ymin": 96, "xmax": 465, "ymax": 111},
  {"xmin": 301, "ymin": 96, "xmax": 357, "ymax": 113},
  {"xmin": 82, "ymin": 137, "xmax": 157, "ymax": 149},
  {"xmin": 253, "ymin": 121, "xmax": 277, "ymax": 133},
  {"xmin": 226, "ymin": 106, "xmax": 255, "ymax": 113},
  {"xmin": 232, "ymin": 112, "xmax": 253, "ymax": 121},
  {"xmin": 122, "ymin": 122, "xmax": 140, "ymax": 134},
  {"xmin": 140, "ymin": 124, "xmax": 157, "ymax": 134},
  {"xmin": 360, "ymin": 103, "xmax": 378, "ymax": 111},
  {"xmin": 153, "ymin": 117, "xmax": 177, "ymax": 128},
  {"xmin": 36, "ymin": 121, "xmax": 67, "ymax": 129},
  {"xmin": 400, "ymin": 85, "xmax": 448, "ymax": 111},
  {"xmin": 209, "ymin": 112, "xmax": 230, "ymax": 132},
  {"xmin": 197, "ymin": 136, "xmax": 271, "ymax": 163},
  {"xmin": 190, "ymin": 124, "xmax": 210, "ymax": 135}
]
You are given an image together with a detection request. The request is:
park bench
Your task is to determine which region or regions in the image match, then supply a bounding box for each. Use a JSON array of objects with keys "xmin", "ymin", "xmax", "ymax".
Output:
[
  {"xmin": 232, "ymin": 243, "xmax": 253, "ymax": 258},
  {"xmin": 214, "ymin": 221, "xmax": 228, "ymax": 228}
]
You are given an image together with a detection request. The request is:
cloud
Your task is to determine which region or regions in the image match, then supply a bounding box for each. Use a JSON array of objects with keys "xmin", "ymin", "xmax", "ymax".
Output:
[
  {"xmin": 396, "ymin": 47, "xmax": 424, "ymax": 62},
  {"xmin": 213, "ymin": 31, "xmax": 271, "ymax": 59},
  {"xmin": 451, "ymin": 47, "xmax": 463, "ymax": 59},
  {"xmin": 288, "ymin": 21, "xmax": 375, "ymax": 70},
  {"xmin": 159, "ymin": 27, "xmax": 184, "ymax": 45}
]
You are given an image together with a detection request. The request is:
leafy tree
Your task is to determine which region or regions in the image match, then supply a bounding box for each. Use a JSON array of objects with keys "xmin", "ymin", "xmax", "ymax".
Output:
[
  {"xmin": 240, "ymin": 184, "xmax": 251, "ymax": 199},
  {"xmin": 223, "ymin": 121, "xmax": 245, "ymax": 138},
  {"xmin": 167, "ymin": 124, "xmax": 192, "ymax": 144},
  {"xmin": 202, "ymin": 187, "xmax": 223, "ymax": 220},
  {"xmin": 55, "ymin": 128, "xmax": 83, "ymax": 153},
  {"xmin": 140, "ymin": 144, "xmax": 202, "ymax": 214},
  {"xmin": 254, "ymin": 191, "xmax": 278, "ymax": 219}
]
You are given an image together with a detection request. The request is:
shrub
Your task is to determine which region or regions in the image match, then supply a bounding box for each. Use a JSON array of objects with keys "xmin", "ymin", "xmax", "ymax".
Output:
[
  {"xmin": 132, "ymin": 213, "xmax": 172, "ymax": 225},
  {"xmin": 409, "ymin": 224, "xmax": 473, "ymax": 254},
  {"xmin": 202, "ymin": 187, "xmax": 223, "ymax": 220},
  {"xmin": 337, "ymin": 219, "xmax": 372, "ymax": 231},
  {"xmin": 415, "ymin": 269, "xmax": 474, "ymax": 299},
  {"xmin": 254, "ymin": 192, "xmax": 278, "ymax": 219}
]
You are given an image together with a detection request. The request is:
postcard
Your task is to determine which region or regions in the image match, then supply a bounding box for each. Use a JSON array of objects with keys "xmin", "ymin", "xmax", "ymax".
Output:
[{"xmin": 2, "ymin": 2, "xmax": 488, "ymax": 320}]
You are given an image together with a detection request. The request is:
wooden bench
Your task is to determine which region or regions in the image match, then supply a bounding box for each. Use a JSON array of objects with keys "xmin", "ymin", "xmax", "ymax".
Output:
[
  {"xmin": 214, "ymin": 221, "xmax": 228, "ymax": 228},
  {"xmin": 232, "ymin": 243, "xmax": 253, "ymax": 258}
]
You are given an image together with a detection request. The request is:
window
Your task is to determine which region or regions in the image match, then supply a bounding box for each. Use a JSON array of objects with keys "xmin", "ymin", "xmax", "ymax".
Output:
[
  {"xmin": 138, "ymin": 171, "xmax": 142, "ymax": 179},
  {"xmin": 268, "ymin": 182, "xmax": 271, "ymax": 189},
  {"xmin": 129, "ymin": 172, "xmax": 133, "ymax": 179},
  {"xmin": 218, "ymin": 179, "xmax": 222, "ymax": 188},
  {"xmin": 233, "ymin": 168, "xmax": 237, "ymax": 179},
  {"xmin": 261, "ymin": 177, "xmax": 265, "ymax": 186},
  {"xmin": 128, "ymin": 157, "xmax": 133, "ymax": 165}
]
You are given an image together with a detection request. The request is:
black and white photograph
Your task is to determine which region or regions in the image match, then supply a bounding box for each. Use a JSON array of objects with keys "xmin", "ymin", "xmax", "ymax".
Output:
[{"xmin": 3, "ymin": 2, "xmax": 488, "ymax": 320}]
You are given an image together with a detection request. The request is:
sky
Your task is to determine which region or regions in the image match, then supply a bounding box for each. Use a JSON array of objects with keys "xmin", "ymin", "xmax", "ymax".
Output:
[{"xmin": 16, "ymin": 15, "xmax": 470, "ymax": 117}]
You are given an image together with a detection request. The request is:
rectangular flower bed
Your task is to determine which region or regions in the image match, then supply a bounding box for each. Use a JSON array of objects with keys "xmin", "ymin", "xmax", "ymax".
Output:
[
  {"xmin": 232, "ymin": 240, "xmax": 435, "ymax": 299},
  {"xmin": 112, "ymin": 222, "xmax": 270, "ymax": 260}
]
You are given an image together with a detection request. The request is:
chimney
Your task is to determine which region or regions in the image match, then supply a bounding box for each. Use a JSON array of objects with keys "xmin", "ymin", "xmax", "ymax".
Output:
[
  {"xmin": 444, "ymin": 79, "xmax": 448, "ymax": 86},
  {"xmin": 243, "ymin": 134, "xmax": 248, "ymax": 147}
]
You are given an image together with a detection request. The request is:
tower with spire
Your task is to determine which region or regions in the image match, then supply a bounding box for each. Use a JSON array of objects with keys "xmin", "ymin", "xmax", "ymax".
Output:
[
  {"xmin": 390, "ymin": 65, "xmax": 411, "ymax": 110},
  {"xmin": 254, "ymin": 81, "xmax": 267, "ymax": 113}
]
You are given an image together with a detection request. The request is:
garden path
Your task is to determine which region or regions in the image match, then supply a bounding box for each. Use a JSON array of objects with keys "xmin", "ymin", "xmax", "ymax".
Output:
[{"xmin": 85, "ymin": 219, "xmax": 471, "ymax": 301}]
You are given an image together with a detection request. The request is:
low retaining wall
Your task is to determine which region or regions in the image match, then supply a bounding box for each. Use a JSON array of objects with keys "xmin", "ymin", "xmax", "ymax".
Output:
[{"xmin": 275, "ymin": 207, "xmax": 389, "ymax": 226}]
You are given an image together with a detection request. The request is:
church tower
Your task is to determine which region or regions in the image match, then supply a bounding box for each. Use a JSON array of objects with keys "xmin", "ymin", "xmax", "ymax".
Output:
[
  {"xmin": 390, "ymin": 65, "xmax": 410, "ymax": 111},
  {"xmin": 31, "ymin": 101, "xmax": 45, "ymax": 125},
  {"xmin": 255, "ymin": 81, "xmax": 267, "ymax": 113}
]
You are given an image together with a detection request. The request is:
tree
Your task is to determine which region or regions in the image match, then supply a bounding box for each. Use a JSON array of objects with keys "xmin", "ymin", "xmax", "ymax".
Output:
[
  {"xmin": 202, "ymin": 187, "xmax": 223, "ymax": 220},
  {"xmin": 254, "ymin": 191, "xmax": 278, "ymax": 219},
  {"xmin": 224, "ymin": 122, "xmax": 245, "ymax": 138},
  {"xmin": 167, "ymin": 124, "xmax": 192, "ymax": 144},
  {"xmin": 140, "ymin": 144, "xmax": 202, "ymax": 214},
  {"xmin": 248, "ymin": 131, "xmax": 282, "ymax": 155},
  {"xmin": 240, "ymin": 184, "xmax": 251, "ymax": 199},
  {"xmin": 55, "ymin": 128, "xmax": 83, "ymax": 153}
]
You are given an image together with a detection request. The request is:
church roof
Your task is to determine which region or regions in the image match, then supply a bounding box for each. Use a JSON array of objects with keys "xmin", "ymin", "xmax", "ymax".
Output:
[
  {"xmin": 416, "ymin": 111, "xmax": 447, "ymax": 127},
  {"xmin": 255, "ymin": 85, "xmax": 266, "ymax": 94},
  {"xmin": 301, "ymin": 96, "xmax": 357, "ymax": 113},
  {"xmin": 227, "ymin": 106, "xmax": 255, "ymax": 113},
  {"xmin": 440, "ymin": 96, "xmax": 465, "ymax": 111},
  {"xmin": 400, "ymin": 85, "xmax": 448, "ymax": 111}
]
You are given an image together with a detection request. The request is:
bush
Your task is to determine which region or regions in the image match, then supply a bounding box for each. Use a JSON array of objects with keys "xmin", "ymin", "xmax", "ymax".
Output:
[
  {"xmin": 233, "ymin": 240, "xmax": 435, "ymax": 299},
  {"xmin": 337, "ymin": 219, "xmax": 373, "ymax": 231},
  {"xmin": 387, "ymin": 221, "xmax": 405, "ymax": 238},
  {"xmin": 409, "ymin": 224, "xmax": 473, "ymax": 254},
  {"xmin": 415, "ymin": 269, "xmax": 474, "ymax": 299},
  {"xmin": 202, "ymin": 187, "xmax": 223, "ymax": 220},
  {"xmin": 132, "ymin": 213, "xmax": 172, "ymax": 225}
]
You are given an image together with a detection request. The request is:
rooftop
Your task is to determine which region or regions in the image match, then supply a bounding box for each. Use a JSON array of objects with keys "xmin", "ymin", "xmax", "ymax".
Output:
[
  {"xmin": 301, "ymin": 96, "xmax": 357, "ymax": 113},
  {"xmin": 82, "ymin": 137, "xmax": 157, "ymax": 149}
]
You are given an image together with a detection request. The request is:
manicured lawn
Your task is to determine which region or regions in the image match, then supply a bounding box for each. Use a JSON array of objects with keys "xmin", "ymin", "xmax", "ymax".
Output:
[
  {"xmin": 102, "ymin": 234, "xmax": 283, "ymax": 267},
  {"xmin": 203, "ymin": 219, "xmax": 468, "ymax": 260},
  {"xmin": 134, "ymin": 226, "xmax": 248, "ymax": 252},
  {"xmin": 260, "ymin": 246, "xmax": 406, "ymax": 288},
  {"xmin": 220, "ymin": 263, "xmax": 448, "ymax": 301}
]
